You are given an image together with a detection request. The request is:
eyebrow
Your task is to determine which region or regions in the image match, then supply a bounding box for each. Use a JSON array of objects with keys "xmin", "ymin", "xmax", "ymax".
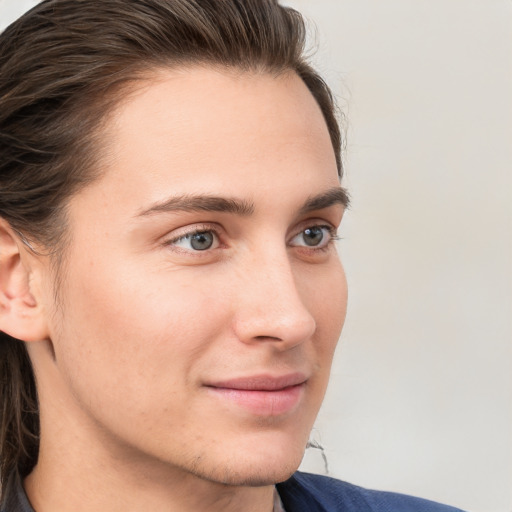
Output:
[
  {"xmin": 137, "ymin": 195, "xmax": 255, "ymax": 217},
  {"xmin": 299, "ymin": 187, "xmax": 350, "ymax": 214},
  {"xmin": 136, "ymin": 186, "xmax": 349, "ymax": 218}
]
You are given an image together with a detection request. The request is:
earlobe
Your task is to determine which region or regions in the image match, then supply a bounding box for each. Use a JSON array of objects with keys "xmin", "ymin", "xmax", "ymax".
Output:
[{"xmin": 0, "ymin": 219, "xmax": 49, "ymax": 343}]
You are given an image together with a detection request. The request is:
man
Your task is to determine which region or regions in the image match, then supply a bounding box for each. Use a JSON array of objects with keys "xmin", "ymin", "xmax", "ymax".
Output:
[{"xmin": 0, "ymin": 1, "xmax": 465, "ymax": 510}]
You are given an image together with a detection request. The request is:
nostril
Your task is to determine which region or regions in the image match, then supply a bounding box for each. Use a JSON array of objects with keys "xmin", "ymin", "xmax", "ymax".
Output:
[{"xmin": 254, "ymin": 335, "xmax": 282, "ymax": 342}]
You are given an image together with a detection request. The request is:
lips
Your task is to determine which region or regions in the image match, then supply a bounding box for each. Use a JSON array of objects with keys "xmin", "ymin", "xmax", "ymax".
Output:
[{"xmin": 204, "ymin": 373, "xmax": 307, "ymax": 416}]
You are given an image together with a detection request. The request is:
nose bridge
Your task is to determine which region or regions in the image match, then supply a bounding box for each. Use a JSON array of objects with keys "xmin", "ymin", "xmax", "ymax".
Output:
[{"xmin": 233, "ymin": 245, "xmax": 316, "ymax": 347}]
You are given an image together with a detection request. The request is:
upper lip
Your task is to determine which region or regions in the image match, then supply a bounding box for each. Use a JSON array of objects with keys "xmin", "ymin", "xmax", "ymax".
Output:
[{"xmin": 205, "ymin": 373, "xmax": 308, "ymax": 391}]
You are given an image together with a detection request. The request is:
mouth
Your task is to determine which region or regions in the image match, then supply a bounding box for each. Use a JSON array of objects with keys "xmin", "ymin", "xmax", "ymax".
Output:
[{"xmin": 204, "ymin": 373, "xmax": 307, "ymax": 416}]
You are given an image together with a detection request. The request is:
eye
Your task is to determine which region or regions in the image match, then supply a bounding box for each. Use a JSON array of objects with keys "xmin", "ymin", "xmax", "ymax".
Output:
[
  {"xmin": 168, "ymin": 229, "xmax": 219, "ymax": 251},
  {"xmin": 290, "ymin": 225, "xmax": 336, "ymax": 249}
]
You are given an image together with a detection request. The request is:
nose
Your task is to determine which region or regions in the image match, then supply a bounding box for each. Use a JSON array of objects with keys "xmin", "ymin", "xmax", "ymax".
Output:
[{"xmin": 232, "ymin": 249, "xmax": 316, "ymax": 349}]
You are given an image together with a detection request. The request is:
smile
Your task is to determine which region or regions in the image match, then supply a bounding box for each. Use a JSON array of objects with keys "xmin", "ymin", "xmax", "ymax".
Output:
[{"xmin": 204, "ymin": 374, "xmax": 307, "ymax": 416}]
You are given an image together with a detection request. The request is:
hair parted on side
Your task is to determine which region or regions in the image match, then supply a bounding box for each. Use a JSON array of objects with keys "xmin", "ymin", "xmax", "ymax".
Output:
[{"xmin": 0, "ymin": 0, "xmax": 343, "ymax": 496}]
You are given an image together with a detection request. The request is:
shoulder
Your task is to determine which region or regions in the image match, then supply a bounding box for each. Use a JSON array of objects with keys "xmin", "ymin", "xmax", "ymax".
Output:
[{"xmin": 276, "ymin": 472, "xmax": 467, "ymax": 512}]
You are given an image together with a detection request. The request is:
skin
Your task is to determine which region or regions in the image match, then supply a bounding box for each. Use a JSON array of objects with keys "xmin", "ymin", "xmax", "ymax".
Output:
[{"xmin": 3, "ymin": 66, "xmax": 347, "ymax": 512}]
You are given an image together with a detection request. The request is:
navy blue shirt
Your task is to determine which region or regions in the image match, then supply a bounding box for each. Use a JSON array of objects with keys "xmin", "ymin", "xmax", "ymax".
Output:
[{"xmin": 277, "ymin": 472, "xmax": 466, "ymax": 512}]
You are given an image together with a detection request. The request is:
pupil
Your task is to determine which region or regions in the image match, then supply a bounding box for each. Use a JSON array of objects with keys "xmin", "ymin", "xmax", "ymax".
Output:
[
  {"xmin": 190, "ymin": 232, "xmax": 213, "ymax": 250},
  {"xmin": 303, "ymin": 227, "xmax": 323, "ymax": 246}
]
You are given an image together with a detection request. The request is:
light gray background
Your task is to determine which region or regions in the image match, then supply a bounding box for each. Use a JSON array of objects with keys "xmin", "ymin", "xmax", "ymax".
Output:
[{"xmin": 1, "ymin": 1, "xmax": 511, "ymax": 512}]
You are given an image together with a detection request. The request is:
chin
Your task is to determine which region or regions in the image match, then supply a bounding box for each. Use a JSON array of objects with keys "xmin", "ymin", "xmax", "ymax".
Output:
[
  {"xmin": 199, "ymin": 459, "xmax": 300, "ymax": 488},
  {"xmin": 189, "ymin": 431, "xmax": 308, "ymax": 487}
]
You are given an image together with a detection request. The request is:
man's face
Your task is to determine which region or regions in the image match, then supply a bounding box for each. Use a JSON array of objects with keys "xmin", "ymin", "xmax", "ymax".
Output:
[{"xmin": 36, "ymin": 67, "xmax": 347, "ymax": 485}]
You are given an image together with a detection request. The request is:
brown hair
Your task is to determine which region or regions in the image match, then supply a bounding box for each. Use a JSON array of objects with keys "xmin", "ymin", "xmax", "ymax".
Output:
[{"xmin": 0, "ymin": 0, "xmax": 343, "ymax": 495}]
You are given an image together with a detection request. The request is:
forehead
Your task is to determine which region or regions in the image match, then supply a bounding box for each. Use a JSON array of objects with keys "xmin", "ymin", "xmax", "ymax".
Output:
[{"xmin": 71, "ymin": 66, "xmax": 339, "ymax": 219}]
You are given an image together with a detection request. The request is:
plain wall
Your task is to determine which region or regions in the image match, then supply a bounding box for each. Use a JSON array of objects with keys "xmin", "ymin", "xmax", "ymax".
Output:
[
  {"xmin": 285, "ymin": 2, "xmax": 512, "ymax": 512},
  {"xmin": 1, "ymin": 1, "xmax": 511, "ymax": 511}
]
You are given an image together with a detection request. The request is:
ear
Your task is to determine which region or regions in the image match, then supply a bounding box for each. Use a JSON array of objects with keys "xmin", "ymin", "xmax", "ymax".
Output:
[{"xmin": 0, "ymin": 219, "xmax": 49, "ymax": 342}]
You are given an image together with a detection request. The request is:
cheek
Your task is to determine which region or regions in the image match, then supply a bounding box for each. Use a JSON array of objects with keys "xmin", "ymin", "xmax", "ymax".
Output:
[
  {"xmin": 306, "ymin": 258, "xmax": 347, "ymax": 336},
  {"xmin": 305, "ymin": 260, "xmax": 347, "ymax": 377},
  {"xmin": 50, "ymin": 258, "xmax": 230, "ymax": 403}
]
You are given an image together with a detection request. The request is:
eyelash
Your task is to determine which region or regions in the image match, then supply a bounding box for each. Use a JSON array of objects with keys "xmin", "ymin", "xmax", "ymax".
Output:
[{"xmin": 163, "ymin": 223, "xmax": 339, "ymax": 255}]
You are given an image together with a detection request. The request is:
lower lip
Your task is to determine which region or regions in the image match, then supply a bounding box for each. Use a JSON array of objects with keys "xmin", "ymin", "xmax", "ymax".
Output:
[{"xmin": 206, "ymin": 383, "xmax": 305, "ymax": 416}]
